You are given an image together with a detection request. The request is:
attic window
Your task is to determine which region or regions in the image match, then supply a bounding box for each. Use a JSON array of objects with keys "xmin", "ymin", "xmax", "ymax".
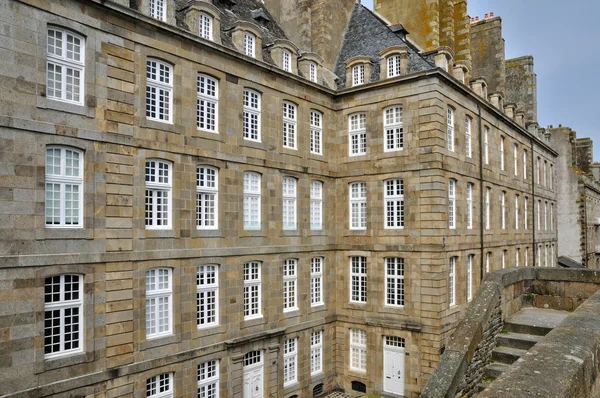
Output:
[
  {"xmin": 352, "ymin": 64, "xmax": 365, "ymax": 86},
  {"xmin": 388, "ymin": 55, "xmax": 401, "ymax": 77},
  {"xmin": 244, "ymin": 33, "xmax": 256, "ymax": 58},
  {"xmin": 282, "ymin": 50, "xmax": 292, "ymax": 72}
]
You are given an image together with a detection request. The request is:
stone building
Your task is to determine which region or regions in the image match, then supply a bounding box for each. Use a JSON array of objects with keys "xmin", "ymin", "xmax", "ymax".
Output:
[
  {"xmin": 0, "ymin": 0, "xmax": 557, "ymax": 397},
  {"xmin": 549, "ymin": 126, "xmax": 600, "ymax": 269}
]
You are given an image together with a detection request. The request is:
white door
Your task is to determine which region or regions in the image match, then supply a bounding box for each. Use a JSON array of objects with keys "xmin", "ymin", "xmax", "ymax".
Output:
[
  {"xmin": 243, "ymin": 351, "xmax": 264, "ymax": 398},
  {"xmin": 383, "ymin": 336, "xmax": 405, "ymax": 396}
]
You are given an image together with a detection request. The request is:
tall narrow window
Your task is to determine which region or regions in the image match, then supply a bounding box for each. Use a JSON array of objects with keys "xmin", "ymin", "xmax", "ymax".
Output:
[
  {"xmin": 486, "ymin": 252, "xmax": 491, "ymax": 273},
  {"xmin": 524, "ymin": 197, "xmax": 529, "ymax": 230},
  {"xmin": 311, "ymin": 330, "xmax": 323, "ymax": 375},
  {"xmin": 197, "ymin": 74, "xmax": 218, "ymax": 132},
  {"xmin": 282, "ymin": 177, "xmax": 297, "ymax": 230},
  {"xmin": 198, "ymin": 360, "xmax": 219, "ymax": 398},
  {"xmin": 349, "ymin": 113, "xmax": 367, "ymax": 156},
  {"xmin": 500, "ymin": 136, "xmax": 505, "ymax": 171},
  {"xmin": 551, "ymin": 245, "xmax": 555, "ymax": 267},
  {"xmin": 516, "ymin": 248, "xmax": 520, "ymax": 267},
  {"xmin": 545, "ymin": 245, "xmax": 548, "ymax": 267},
  {"xmin": 145, "ymin": 160, "xmax": 172, "ymax": 229},
  {"xmin": 45, "ymin": 147, "xmax": 84, "ymax": 228},
  {"xmin": 543, "ymin": 161, "xmax": 548, "ymax": 187},
  {"xmin": 283, "ymin": 338, "xmax": 298, "ymax": 386},
  {"xmin": 282, "ymin": 50, "xmax": 292, "ymax": 72},
  {"xmin": 449, "ymin": 257, "xmax": 456, "ymax": 306},
  {"xmin": 283, "ymin": 259, "xmax": 298, "ymax": 312},
  {"xmin": 352, "ymin": 64, "xmax": 365, "ymax": 86},
  {"xmin": 385, "ymin": 258, "xmax": 404, "ymax": 307},
  {"xmin": 515, "ymin": 195, "xmax": 519, "ymax": 230},
  {"xmin": 147, "ymin": 374, "xmax": 173, "ymax": 398},
  {"xmin": 447, "ymin": 107, "xmax": 455, "ymax": 152},
  {"xmin": 309, "ymin": 62, "xmax": 317, "ymax": 83},
  {"xmin": 146, "ymin": 59, "xmax": 173, "ymax": 123},
  {"xmin": 282, "ymin": 102, "xmax": 297, "ymax": 149},
  {"xmin": 310, "ymin": 181, "xmax": 323, "ymax": 230},
  {"xmin": 243, "ymin": 262, "xmax": 261, "ymax": 319},
  {"xmin": 525, "ymin": 247, "xmax": 529, "ymax": 267},
  {"xmin": 536, "ymin": 157, "xmax": 541, "ymax": 184},
  {"xmin": 551, "ymin": 203, "xmax": 554, "ymax": 230},
  {"xmin": 199, "ymin": 13, "xmax": 213, "ymax": 40},
  {"xmin": 502, "ymin": 250, "xmax": 506, "ymax": 269},
  {"xmin": 350, "ymin": 329, "xmax": 367, "ymax": 372},
  {"xmin": 350, "ymin": 256, "xmax": 367, "ymax": 303},
  {"xmin": 501, "ymin": 191, "xmax": 506, "ymax": 230},
  {"xmin": 310, "ymin": 257, "xmax": 324, "ymax": 307},
  {"xmin": 544, "ymin": 201, "xmax": 548, "ymax": 230},
  {"xmin": 310, "ymin": 110, "xmax": 323, "ymax": 155},
  {"xmin": 244, "ymin": 33, "xmax": 256, "ymax": 57},
  {"xmin": 350, "ymin": 182, "xmax": 367, "ymax": 230},
  {"xmin": 146, "ymin": 268, "xmax": 172, "ymax": 338},
  {"xmin": 243, "ymin": 172, "xmax": 261, "ymax": 230},
  {"xmin": 485, "ymin": 187, "xmax": 490, "ymax": 230},
  {"xmin": 467, "ymin": 183, "xmax": 473, "ymax": 230},
  {"xmin": 149, "ymin": 0, "xmax": 166, "ymax": 21},
  {"xmin": 514, "ymin": 143, "xmax": 518, "ymax": 176},
  {"xmin": 384, "ymin": 179, "xmax": 405, "ymax": 229},
  {"xmin": 484, "ymin": 127, "xmax": 489, "ymax": 164},
  {"xmin": 537, "ymin": 200, "xmax": 541, "ymax": 230},
  {"xmin": 550, "ymin": 164, "xmax": 554, "ymax": 190},
  {"xmin": 387, "ymin": 55, "xmax": 401, "ymax": 77},
  {"xmin": 197, "ymin": 265, "xmax": 218, "ymax": 329},
  {"xmin": 196, "ymin": 166, "xmax": 218, "ymax": 229},
  {"xmin": 44, "ymin": 274, "xmax": 83, "ymax": 358},
  {"xmin": 523, "ymin": 149, "xmax": 528, "ymax": 179},
  {"xmin": 384, "ymin": 106, "xmax": 404, "ymax": 151},
  {"xmin": 243, "ymin": 89, "xmax": 261, "ymax": 141},
  {"xmin": 448, "ymin": 179, "xmax": 456, "ymax": 229},
  {"xmin": 465, "ymin": 117, "xmax": 472, "ymax": 158},
  {"xmin": 46, "ymin": 28, "xmax": 84, "ymax": 104},
  {"xmin": 537, "ymin": 245, "xmax": 542, "ymax": 267},
  {"xmin": 467, "ymin": 255, "xmax": 473, "ymax": 301}
]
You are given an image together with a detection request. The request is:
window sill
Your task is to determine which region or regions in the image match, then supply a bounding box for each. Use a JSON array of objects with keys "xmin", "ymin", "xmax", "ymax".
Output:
[
  {"xmin": 310, "ymin": 304, "xmax": 326, "ymax": 312},
  {"xmin": 141, "ymin": 229, "xmax": 176, "ymax": 239},
  {"xmin": 242, "ymin": 316, "xmax": 266, "ymax": 329},
  {"xmin": 37, "ymin": 96, "xmax": 94, "ymax": 118},
  {"xmin": 36, "ymin": 228, "xmax": 93, "ymax": 240},
  {"xmin": 308, "ymin": 230, "xmax": 326, "ymax": 237},
  {"xmin": 36, "ymin": 351, "xmax": 92, "ymax": 374},
  {"xmin": 240, "ymin": 139, "xmax": 267, "ymax": 151},
  {"xmin": 140, "ymin": 334, "xmax": 180, "ymax": 351},
  {"xmin": 192, "ymin": 229, "xmax": 223, "ymax": 238},
  {"xmin": 193, "ymin": 324, "xmax": 226, "ymax": 339},
  {"xmin": 140, "ymin": 118, "xmax": 183, "ymax": 134},
  {"xmin": 283, "ymin": 309, "xmax": 300, "ymax": 318},
  {"xmin": 281, "ymin": 230, "xmax": 300, "ymax": 237},
  {"xmin": 192, "ymin": 129, "xmax": 224, "ymax": 142}
]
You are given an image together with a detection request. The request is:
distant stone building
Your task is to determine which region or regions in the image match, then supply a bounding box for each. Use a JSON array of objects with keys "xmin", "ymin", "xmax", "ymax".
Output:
[{"xmin": 0, "ymin": 0, "xmax": 557, "ymax": 397}]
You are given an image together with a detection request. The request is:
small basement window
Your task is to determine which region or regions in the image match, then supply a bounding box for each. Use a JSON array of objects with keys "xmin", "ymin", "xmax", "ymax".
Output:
[
  {"xmin": 313, "ymin": 383, "xmax": 324, "ymax": 397},
  {"xmin": 351, "ymin": 381, "xmax": 366, "ymax": 393}
]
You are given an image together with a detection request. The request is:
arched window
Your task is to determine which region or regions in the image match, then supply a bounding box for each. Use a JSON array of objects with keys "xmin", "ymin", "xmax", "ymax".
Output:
[
  {"xmin": 146, "ymin": 59, "xmax": 173, "ymax": 123},
  {"xmin": 384, "ymin": 106, "xmax": 404, "ymax": 152},
  {"xmin": 45, "ymin": 146, "xmax": 84, "ymax": 228},
  {"xmin": 145, "ymin": 268, "xmax": 173, "ymax": 338},
  {"xmin": 196, "ymin": 166, "xmax": 218, "ymax": 229},
  {"xmin": 145, "ymin": 159, "xmax": 172, "ymax": 229},
  {"xmin": 197, "ymin": 74, "xmax": 218, "ymax": 132},
  {"xmin": 199, "ymin": 12, "xmax": 213, "ymax": 40},
  {"xmin": 46, "ymin": 28, "xmax": 85, "ymax": 104}
]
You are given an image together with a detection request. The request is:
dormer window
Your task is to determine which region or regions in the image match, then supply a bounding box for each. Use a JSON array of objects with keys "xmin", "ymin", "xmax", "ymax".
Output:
[
  {"xmin": 352, "ymin": 64, "xmax": 365, "ymax": 86},
  {"xmin": 282, "ymin": 50, "xmax": 292, "ymax": 72},
  {"xmin": 244, "ymin": 33, "xmax": 256, "ymax": 58},
  {"xmin": 309, "ymin": 62, "xmax": 317, "ymax": 82},
  {"xmin": 387, "ymin": 55, "xmax": 401, "ymax": 78},
  {"xmin": 199, "ymin": 13, "xmax": 213, "ymax": 40},
  {"xmin": 149, "ymin": 0, "xmax": 166, "ymax": 21}
]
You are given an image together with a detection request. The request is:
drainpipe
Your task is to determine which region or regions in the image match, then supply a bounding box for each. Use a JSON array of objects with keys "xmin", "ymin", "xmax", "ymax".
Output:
[
  {"xmin": 478, "ymin": 105, "xmax": 484, "ymax": 279},
  {"xmin": 531, "ymin": 137, "xmax": 536, "ymax": 267}
]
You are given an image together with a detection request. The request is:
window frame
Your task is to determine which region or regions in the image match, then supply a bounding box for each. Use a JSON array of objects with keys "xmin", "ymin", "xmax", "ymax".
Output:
[
  {"xmin": 384, "ymin": 106, "xmax": 404, "ymax": 152},
  {"xmin": 197, "ymin": 74, "xmax": 219, "ymax": 133},
  {"xmin": 243, "ymin": 89, "xmax": 261, "ymax": 142},
  {"xmin": 485, "ymin": 187, "xmax": 490, "ymax": 230},
  {"xmin": 244, "ymin": 32, "xmax": 256, "ymax": 58},
  {"xmin": 145, "ymin": 59, "xmax": 173, "ymax": 123},
  {"xmin": 448, "ymin": 179, "xmax": 456, "ymax": 230},
  {"xmin": 282, "ymin": 177, "xmax": 297, "ymax": 230},
  {"xmin": 283, "ymin": 337, "xmax": 298, "ymax": 386},
  {"xmin": 484, "ymin": 127, "xmax": 489, "ymax": 164},
  {"xmin": 466, "ymin": 183, "xmax": 473, "ymax": 230},
  {"xmin": 465, "ymin": 116, "xmax": 472, "ymax": 158},
  {"xmin": 145, "ymin": 159, "xmax": 173, "ymax": 230},
  {"xmin": 515, "ymin": 195, "xmax": 519, "ymax": 230},
  {"xmin": 243, "ymin": 172, "xmax": 261, "ymax": 230},
  {"xmin": 309, "ymin": 62, "xmax": 318, "ymax": 83},
  {"xmin": 146, "ymin": 373, "xmax": 173, "ymax": 398},
  {"xmin": 197, "ymin": 265, "xmax": 219, "ymax": 329},
  {"xmin": 149, "ymin": 0, "xmax": 167, "ymax": 21},
  {"xmin": 350, "ymin": 256, "xmax": 367, "ymax": 304},
  {"xmin": 145, "ymin": 268, "xmax": 173, "ymax": 339},
  {"xmin": 243, "ymin": 262, "xmax": 262, "ymax": 320},
  {"xmin": 310, "ymin": 110, "xmax": 323, "ymax": 155},
  {"xmin": 523, "ymin": 149, "xmax": 528, "ymax": 179},
  {"xmin": 310, "ymin": 181, "xmax": 323, "ymax": 231},
  {"xmin": 349, "ymin": 113, "xmax": 367, "ymax": 156},
  {"xmin": 501, "ymin": 191, "xmax": 506, "ymax": 230},
  {"xmin": 282, "ymin": 101, "xmax": 298, "ymax": 150},
  {"xmin": 500, "ymin": 136, "xmax": 505, "ymax": 171},
  {"xmin": 310, "ymin": 257, "xmax": 324, "ymax": 307},
  {"xmin": 387, "ymin": 55, "xmax": 401, "ymax": 78},
  {"xmin": 198, "ymin": 360, "xmax": 219, "ymax": 398},
  {"xmin": 282, "ymin": 49, "xmax": 292, "ymax": 72},
  {"xmin": 384, "ymin": 179, "xmax": 405, "ymax": 229},
  {"xmin": 385, "ymin": 257, "xmax": 405, "ymax": 307},
  {"xmin": 449, "ymin": 257, "xmax": 456, "ymax": 307},
  {"xmin": 467, "ymin": 255, "xmax": 473, "ymax": 301},
  {"xmin": 199, "ymin": 12, "xmax": 213, "ymax": 40},
  {"xmin": 349, "ymin": 328, "xmax": 367, "ymax": 372},
  {"xmin": 310, "ymin": 330, "xmax": 323, "ymax": 375},
  {"xmin": 447, "ymin": 107, "xmax": 455, "ymax": 152},
  {"xmin": 352, "ymin": 64, "xmax": 365, "ymax": 86},
  {"xmin": 196, "ymin": 166, "xmax": 219, "ymax": 230},
  {"xmin": 45, "ymin": 146, "xmax": 84, "ymax": 229},
  {"xmin": 513, "ymin": 143, "xmax": 518, "ymax": 176},
  {"xmin": 46, "ymin": 28, "xmax": 85, "ymax": 105},
  {"xmin": 349, "ymin": 182, "xmax": 367, "ymax": 230},
  {"xmin": 524, "ymin": 197, "xmax": 529, "ymax": 230},
  {"xmin": 283, "ymin": 259, "xmax": 298, "ymax": 312}
]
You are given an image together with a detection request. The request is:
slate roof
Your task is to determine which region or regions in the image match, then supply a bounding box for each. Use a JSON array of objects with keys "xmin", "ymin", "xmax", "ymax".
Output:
[
  {"xmin": 334, "ymin": 3, "xmax": 435, "ymax": 88},
  {"xmin": 558, "ymin": 256, "xmax": 585, "ymax": 269}
]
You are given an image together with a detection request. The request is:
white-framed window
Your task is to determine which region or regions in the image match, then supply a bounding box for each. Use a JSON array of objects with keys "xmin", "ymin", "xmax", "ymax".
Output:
[
  {"xmin": 309, "ymin": 62, "xmax": 318, "ymax": 83},
  {"xmin": 551, "ymin": 203, "xmax": 554, "ymax": 230},
  {"xmin": 537, "ymin": 200, "xmax": 541, "ymax": 231},
  {"xmin": 283, "ymin": 259, "xmax": 298, "ymax": 312},
  {"xmin": 283, "ymin": 338, "xmax": 298, "ymax": 386},
  {"xmin": 350, "ymin": 329, "xmax": 367, "ymax": 372},
  {"xmin": 467, "ymin": 183, "xmax": 473, "ymax": 230},
  {"xmin": 484, "ymin": 127, "xmax": 489, "ymax": 164},
  {"xmin": 46, "ymin": 28, "xmax": 84, "ymax": 105},
  {"xmin": 145, "ymin": 159, "xmax": 172, "ymax": 229},
  {"xmin": 243, "ymin": 89, "xmax": 261, "ymax": 141},
  {"xmin": 515, "ymin": 195, "xmax": 519, "ymax": 230},
  {"xmin": 516, "ymin": 248, "xmax": 520, "ymax": 267},
  {"xmin": 543, "ymin": 160, "xmax": 547, "ymax": 187},
  {"xmin": 149, "ymin": 0, "xmax": 166, "ymax": 21},
  {"xmin": 502, "ymin": 250, "xmax": 506, "ymax": 269},
  {"xmin": 310, "ymin": 181, "xmax": 323, "ymax": 230},
  {"xmin": 544, "ymin": 201, "xmax": 548, "ymax": 230},
  {"xmin": 243, "ymin": 262, "xmax": 261, "ymax": 319},
  {"xmin": 449, "ymin": 257, "xmax": 456, "ymax": 306},
  {"xmin": 146, "ymin": 59, "xmax": 173, "ymax": 123},
  {"xmin": 244, "ymin": 32, "xmax": 256, "ymax": 58},
  {"xmin": 551, "ymin": 244, "xmax": 555, "ymax": 267},
  {"xmin": 196, "ymin": 166, "xmax": 218, "ymax": 229},
  {"xmin": 486, "ymin": 252, "xmax": 491, "ymax": 273},
  {"xmin": 385, "ymin": 257, "xmax": 404, "ymax": 307},
  {"xmin": 501, "ymin": 191, "xmax": 506, "ymax": 230},
  {"xmin": 310, "ymin": 257, "xmax": 324, "ymax": 306},
  {"xmin": 349, "ymin": 113, "xmax": 367, "ymax": 156},
  {"xmin": 523, "ymin": 149, "xmax": 528, "ymax": 179},
  {"xmin": 310, "ymin": 110, "xmax": 323, "ymax": 155},
  {"xmin": 350, "ymin": 256, "xmax": 367, "ymax": 303},
  {"xmin": 197, "ymin": 74, "xmax": 218, "ymax": 132},
  {"xmin": 282, "ymin": 50, "xmax": 292, "ymax": 72},
  {"xmin": 197, "ymin": 265, "xmax": 218, "ymax": 329},
  {"xmin": 352, "ymin": 64, "xmax": 365, "ymax": 86},
  {"xmin": 500, "ymin": 136, "xmax": 505, "ymax": 171},
  {"xmin": 545, "ymin": 245, "xmax": 548, "ymax": 267},
  {"xmin": 525, "ymin": 247, "xmax": 529, "ymax": 267},
  {"xmin": 44, "ymin": 274, "xmax": 83, "ymax": 358},
  {"xmin": 513, "ymin": 143, "xmax": 518, "ymax": 176},
  {"xmin": 448, "ymin": 179, "xmax": 456, "ymax": 229},
  {"xmin": 385, "ymin": 179, "xmax": 404, "ymax": 229},
  {"xmin": 536, "ymin": 157, "xmax": 541, "ymax": 184},
  {"xmin": 147, "ymin": 374, "xmax": 173, "ymax": 398},
  {"xmin": 447, "ymin": 107, "xmax": 455, "ymax": 152},
  {"xmin": 467, "ymin": 254, "xmax": 473, "ymax": 301},
  {"xmin": 384, "ymin": 106, "xmax": 404, "ymax": 152},
  {"xmin": 243, "ymin": 172, "xmax": 261, "ymax": 230},
  {"xmin": 282, "ymin": 177, "xmax": 297, "ymax": 230},
  {"xmin": 537, "ymin": 245, "xmax": 542, "ymax": 267},
  {"xmin": 485, "ymin": 187, "xmax": 490, "ymax": 230},
  {"xmin": 349, "ymin": 182, "xmax": 367, "ymax": 230},
  {"xmin": 310, "ymin": 330, "xmax": 323, "ymax": 375},
  {"xmin": 282, "ymin": 101, "xmax": 297, "ymax": 149},
  {"xmin": 146, "ymin": 268, "xmax": 172, "ymax": 339},
  {"xmin": 524, "ymin": 197, "xmax": 529, "ymax": 230},
  {"xmin": 387, "ymin": 55, "xmax": 401, "ymax": 77},
  {"xmin": 199, "ymin": 13, "xmax": 213, "ymax": 40},
  {"xmin": 198, "ymin": 360, "xmax": 219, "ymax": 398},
  {"xmin": 45, "ymin": 146, "xmax": 84, "ymax": 228},
  {"xmin": 550, "ymin": 164, "xmax": 554, "ymax": 190},
  {"xmin": 465, "ymin": 116, "xmax": 472, "ymax": 158}
]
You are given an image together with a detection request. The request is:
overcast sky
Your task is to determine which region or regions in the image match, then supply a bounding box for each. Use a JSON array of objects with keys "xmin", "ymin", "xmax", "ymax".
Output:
[{"xmin": 362, "ymin": 0, "xmax": 600, "ymax": 162}]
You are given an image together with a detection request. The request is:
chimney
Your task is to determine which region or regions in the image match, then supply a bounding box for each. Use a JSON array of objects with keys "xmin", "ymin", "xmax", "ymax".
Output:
[{"xmin": 490, "ymin": 12, "xmax": 495, "ymax": 17}]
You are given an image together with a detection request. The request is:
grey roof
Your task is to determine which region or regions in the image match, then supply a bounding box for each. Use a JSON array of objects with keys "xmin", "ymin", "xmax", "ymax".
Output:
[
  {"xmin": 333, "ymin": 3, "xmax": 434, "ymax": 88},
  {"xmin": 558, "ymin": 256, "xmax": 585, "ymax": 269}
]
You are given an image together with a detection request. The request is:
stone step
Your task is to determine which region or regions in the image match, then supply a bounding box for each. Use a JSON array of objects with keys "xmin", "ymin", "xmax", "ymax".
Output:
[
  {"xmin": 504, "ymin": 307, "xmax": 570, "ymax": 336},
  {"xmin": 477, "ymin": 379, "xmax": 493, "ymax": 393},
  {"xmin": 497, "ymin": 332, "xmax": 542, "ymax": 350},
  {"xmin": 503, "ymin": 320, "xmax": 553, "ymax": 336},
  {"xmin": 491, "ymin": 346, "xmax": 527, "ymax": 364},
  {"xmin": 485, "ymin": 363, "xmax": 510, "ymax": 379}
]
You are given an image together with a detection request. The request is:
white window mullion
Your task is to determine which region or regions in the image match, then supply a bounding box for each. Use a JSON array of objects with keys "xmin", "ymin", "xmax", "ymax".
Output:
[{"xmin": 350, "ymin": 182, "xmax": 367, "ymax": 230}]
